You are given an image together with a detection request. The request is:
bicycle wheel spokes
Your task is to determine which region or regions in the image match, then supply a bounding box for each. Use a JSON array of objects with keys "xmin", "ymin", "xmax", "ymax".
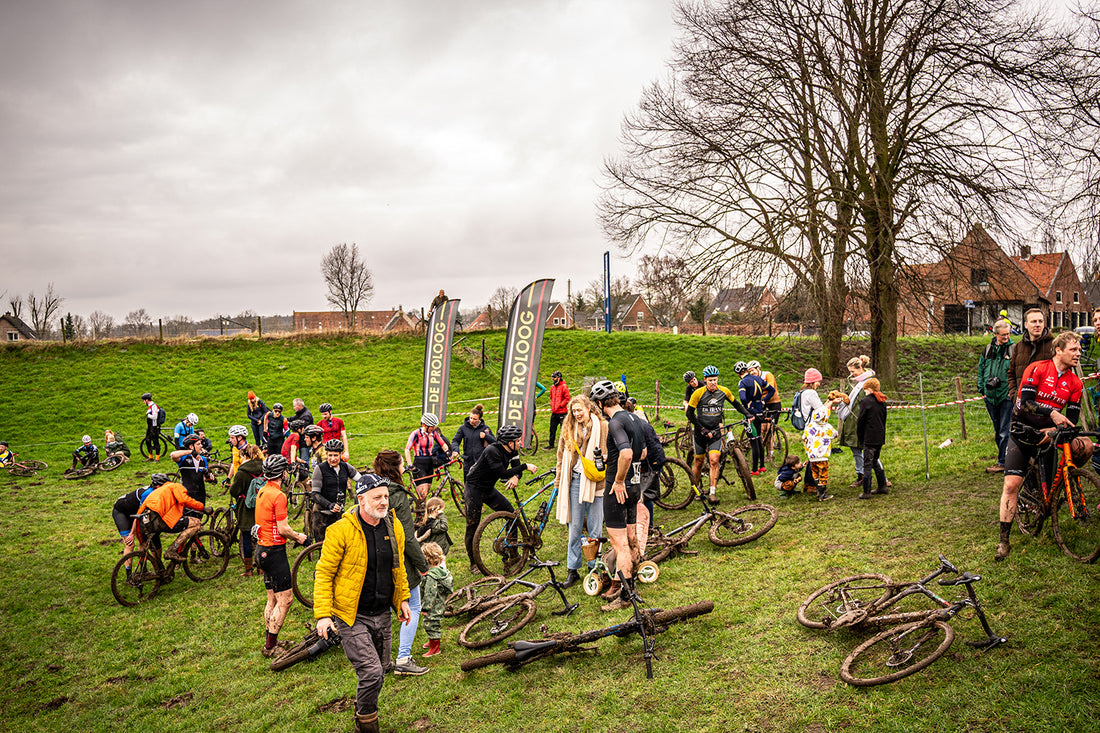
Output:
[
  {"xmin": 458, "ymin": 597, "xmax": 538, "ymax": 649},
  {"xmin": 768, "ymin": 427, "xmax": 788, "ymax": 468},
  {"xmin": 111, "ymin": 551, "xmax": 164, "ymax": 607},
  {"xmin": 472, "ymin": 511, "xmax": 532, "ymax": 577},
  {"xmin": 654, "ymin": 457, "xmax": 696, "ymax": 510},
  {"xmin": 182, "ymin": 531, "xmax": 230, "ymax": 582},
  {"xmin": 22, "ymin": 459, "xmax": 48, "ymax": 471},
  {"xmin": 796, "ymin": 573, "xmax": 894, "ymax": 630},
  {"xmin": 1052, "ymin": 468, "xmax": 1100, "ymax": 563},
  {"xmin": 1014, "ymin": 480, "xmax": 1047, "ymax": 537},
  {"xmin": 449, "ymin": 478, "xmax": 467, "ymax": 519},
  {"xmin": 445, "ymin": 576, "xmax": 507, "ymax": 617},
  {"xmin": 708, "ymin": 504, "xmax": 778, "ymax": 547},
  {"xmin": 292, "ymin": 542, "xmax": 325, "ymax": 608},
  {"xmin": 840, "ymin": 619, "xmax": 954, "ymax": 686}
]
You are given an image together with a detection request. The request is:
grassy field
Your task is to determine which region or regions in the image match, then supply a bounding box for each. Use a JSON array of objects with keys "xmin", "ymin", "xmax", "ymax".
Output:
[{"xmin": 0, "ymin": 331, "xmax": 1097, "ymax": 733}]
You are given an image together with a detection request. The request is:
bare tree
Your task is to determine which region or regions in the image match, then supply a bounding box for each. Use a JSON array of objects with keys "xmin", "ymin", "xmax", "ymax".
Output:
[
  {"xmin": 89, "ymin": 310, "xmax": 114, "ymax": 339},
  {"xmin": 486, "ymin": 286, "xmax": 519, "ymax": 328},
  {"xmin": 321, "ymin": 243, "xmax": 374, "ymax": 329},
  {"xmin": 125, "ymin": 308, "xmax": 153, "ymax": 336},
  {"xmin": 27, "ymin": 283, "xmax": 63, "ymax": 339},
  {"xmin": 583, "ymin": 276, "xmax": 633, "ymax": 330},
  {"xmin": 7, "ymin": 293, "xmax": 23, "ymax": 320},
  {"xmin": 636, "ymin": 254, "xmax": 690, "ymax": 326}
]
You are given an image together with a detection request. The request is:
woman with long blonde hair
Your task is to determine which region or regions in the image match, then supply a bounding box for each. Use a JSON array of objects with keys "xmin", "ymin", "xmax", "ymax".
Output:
[{"xmin": 553, "ymin": 395, "xmax": 607, "ymax": 588}]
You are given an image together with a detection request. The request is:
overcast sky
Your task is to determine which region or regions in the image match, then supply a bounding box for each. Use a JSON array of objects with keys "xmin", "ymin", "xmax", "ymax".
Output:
[{"xmin": 0, "ymin": 0, "xmax": 680, "ymax": 322}]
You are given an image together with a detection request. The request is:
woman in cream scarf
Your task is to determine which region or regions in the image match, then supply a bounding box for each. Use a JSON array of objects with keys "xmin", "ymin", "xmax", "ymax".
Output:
[{"xmin": 554, "ymin": 395, "xmax": 607, "ymax": 588}]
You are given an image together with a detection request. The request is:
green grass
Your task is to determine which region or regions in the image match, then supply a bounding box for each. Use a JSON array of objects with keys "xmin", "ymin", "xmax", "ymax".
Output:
[{"xmin": 0, "ymin": 331, "xmax": 1097, "ymax": 733}]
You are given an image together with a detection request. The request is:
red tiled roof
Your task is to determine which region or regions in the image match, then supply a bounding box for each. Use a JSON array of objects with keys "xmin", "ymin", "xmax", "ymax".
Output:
[{"xmin": 1011, "ymin": 253, "xmax": 1063, "ymax": 299}]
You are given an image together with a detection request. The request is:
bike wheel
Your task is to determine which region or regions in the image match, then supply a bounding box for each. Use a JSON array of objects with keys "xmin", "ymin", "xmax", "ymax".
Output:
[
  {"xmin": 840, "ymin": 619, "xmax": 954, "ymax": 686},
  {"xmin": 208, "ymin": 461, "xmax": 230, "ymax": 478},
  {"xmin": 182, "ymin": 530, "xmax": 230, "ymax": 581},
  {"xmin": 449, "ymin": 478, "xmax": 467, "ymax": 519},
  {"xmin": 708, "ymin": 503, "xmax": 778, "ymax": 547},
  {"xmin": 675, "ymin": 427, "xmax": 693, "ymax": 462},
  {"xmin": 63, "ymin": 466, "xmax": 97, "ymax": 479},
  {"xmin": 269, "ymin": 642, "xmax": 315, "ymax": 672},
  {"xmin": 445, "ymin": 576, "xmax": 508, "ymax": 617},
  {"xmin": 292, "ymin": 541, "xmax": 325, "ymax": 608},
  {"xmin": 768, "ymin": 427, "xmax": 788, "ymax": 468},
  {"xmin": 111, "ymin": 551, "xmax": 164, "ymax": 607},
  {"xmin": 8, "ymin": 465, "xmax": 36, "ymax": 477},
  {"xmin": 140, "ymin": 434, "xmax": 170, "ymax": 460},
  {"xmin": 649, "ymin": 600, "xmax": 715, "ymax": 626},
  {"xmin": 582, "ymin": 570, "xmax": 607, "ymax": 596},
  {"xmin": 460, "ymin": 647, "xmax": 519, "ymax": 672},
  {"xmin": 518, "ymin": 430, "xmax": 539, "ymax": 457},
  {"xmin": 654, "ymin": 456, "xmax": 697, "ymax": 510},
  {"xmin": 636, "ymin": 560, "xmax": 660, "ymax": 583},
  {"xmin": 472, "ymin": 511, "xmax": 533, "ymax": 578},
  {"xmin": 22, "ymin": 459, "xmax": 48, "ymax": 471},
  {"xmin": 1051, "ymin": 468, "xmax": 1100, "ymax": 563},
  {"xmin": 723, "ymin": 445, "xmax": 756, "ymax": 501},
  {"xmin": 458, "ymin": 597, "xmax": 538, "ymax": 649},
  {"xmin": 796, "ymin": 573, "xmax": 894, "ymax": 630},
  {"xmin": 1014, "ymin": 475, "xmax": 1047, "ymax": 537},
  {"xmin": 98, "ymin": 455, "xmax": 125, "ymax": 472}
]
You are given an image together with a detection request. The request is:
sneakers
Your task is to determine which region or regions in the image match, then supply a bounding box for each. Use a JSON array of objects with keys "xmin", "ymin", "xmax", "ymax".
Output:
[
  {"xmin": 985, "ymin": 464, "xmax": 1005, "ymax": 473},
  {"xmin": 816, "ymin": 490, "xmax": 833, "ymax": 502},
  {"xmin": 708, "ymin": 489, "xmax": 719, "ymax": 504},
  {"xmin": 393, "ymin": 656, "xmax": 430, "ymax": 676},
  {"xmin": 994, "ymin": 541, "xmax": 1011, "ymax": 561},
  {"xmin": 163, "ymin": 546, "xmax": 185, "ymax": 562},
  {"xmin": 778, "ymin": 490, "xmax": 795, "ymax": 500},
  {"xmin": 600, "ymin": 597, "xmax": 632, "ymax": 612}
]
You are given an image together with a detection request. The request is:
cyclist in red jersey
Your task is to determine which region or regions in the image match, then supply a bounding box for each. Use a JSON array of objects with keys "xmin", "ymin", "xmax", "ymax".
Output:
[
  {"xmin": 405, "ymin": 413, "xmax": 452, "ymax": 501},
  {"xmin": 317, "ymin": 402, "xmax": 349, "ymax": 460},
  {"xmin": 995, "ymin": 331, "xmax": 1083, "ymax": 561}
]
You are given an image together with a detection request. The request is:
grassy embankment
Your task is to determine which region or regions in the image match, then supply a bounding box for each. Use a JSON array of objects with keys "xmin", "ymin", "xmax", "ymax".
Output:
[{"xmin": 0, "ymin": 331, "xmax": 1096, "ymax": 733}]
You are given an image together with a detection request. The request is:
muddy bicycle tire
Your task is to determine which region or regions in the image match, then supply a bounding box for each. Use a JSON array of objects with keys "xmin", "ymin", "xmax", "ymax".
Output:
[
  {"xmin": 139, "ymin": 434, "xmax": 171, "ymax": 461},
  {"xmin": 1051, "ymin": 468, "xmax": 1100, "ymax": 563},
  {"xmin": 840, "ymin": 619, "xmax": 954, "ymax": 686},
  {"xmin": 98, "ymin": 455, "xmax": 126, "ymax": 471},
  {"xmin": 654, "ymin": 456, "xmax": 697, "ymax": 510},
  {"xmin": 728, "ymin": 445, "xmax": 756, "ymax": 500},
  {"xmin": 8, "ymin": 465, "xmax": 37, "ymax": 477},
  {"xmin": 270, "ymin": 643, "xmax": 314, "ymax": 672},
  {"xmin": 292, "ymin": 541, "xmax": 325, "ymax": 608},
  {"xmin": 460, "ymin": 647, "xmax": 519, "ymax": 672},
  {"xmin": 1015, "ymin": 476, "xmax": 1047, "ymax": 537},
  {"xmin": 111, "ymin": 550, "xmax": 164, "ymax": 607},
  {"xmin": 648, "ymin": 600, "xmax": 715, "ymax": 626},
  {"xmin": 63, "ymin": 465, "xmax": 97, "ymax": 479},
  {"xmin": 472, "ymin": 511, "xmax": 534, "ymax": 578},
  {"xmin": 708, "ymin": 503, "xmax": 778, "ymax": 547},
  {"xmin": 796, "ymin": 573, "xmax": 895, "ymax": 630},
  {"xmin": 449, "ymin": 477, "xmax": 467, "ymax": 519},
  {"xmin": 518, "ymin": 430, "xmax": 539, "ymax": 457},
  {"xmin": 445, "ymin": 576, "xmax": 507, "ymax": 617},
  {"xmin": 458, "ymin": 597, "xmax": 538, "ymax": 648},
  {"xmin": 766, "ymin": 426, "xmax": 788, "ymax": 468},
  {"xmin": 182, "ymin": 530, "xmax": 230, "ymax": 582}
]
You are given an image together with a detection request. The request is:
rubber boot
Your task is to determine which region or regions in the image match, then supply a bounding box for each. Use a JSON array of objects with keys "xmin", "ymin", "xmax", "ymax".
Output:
[
  {"xmin": 561, "ymin": 569, "xmax": 582, "ymax": 589},
  {"xmin": 240, "ymin": 557, "xmax": 254, "ymax": 577},
  {"xmin": 355, "ymin": 710, "xmax": 380, "ymax": 733},
  {"xmin": 423, "ymin": 639, "xmax": 441, "ymax": 657},
  {"xmin": 601, "ymin": 579, "xmax": 622, "ymax": 601}
]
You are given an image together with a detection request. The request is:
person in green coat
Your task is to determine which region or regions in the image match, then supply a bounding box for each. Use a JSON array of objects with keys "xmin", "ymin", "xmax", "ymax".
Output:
[
  {"xmin": 978, "ymin": 320, "xmax": 1013, "ymax": 472},
  {"xmin": 227, "ymin": 444, "xmax": 265, "ymax": 577}
]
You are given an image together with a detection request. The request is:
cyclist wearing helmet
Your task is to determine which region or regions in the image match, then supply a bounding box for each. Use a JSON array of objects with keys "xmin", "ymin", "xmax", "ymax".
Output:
[
  {"xmin": 170, "ymin": 434, "xmax": 215, "ymax": 508},
  {"xmin": 547, "ymin": 370, "xmax": 571, "ymax": 450},
  {"xmin": 226, "ymin": 424, "xmax": 249, "ymax": 480},
  {"xmin": 280, "ymin": 419, "xmax": 306, "ymax": 468},
  {"xmin": 0, "ymin": 441, "xmax": 12, "ymax": 467},
  {"xmin": 317, "ymin": 403, "xmax": 349, "ymax": 460},
  {"xmin": 142, "ymin": 392, "xmax": 167, "ymax": 461},
  {"xmin": 264, "ymin": 403, "xmax": 290, "ymax": 456},
  {"xmin": 450, "ymin": 404, "xmax": 495, "ymax": 481},
  {"xmin": 228, "ymin": 443, "xmax": 265, "ymax": 577},
  {"xmin": 71, "ymin": 434, "xmax": 99, "ymax": 470},
  {"xmin": 310, "ymin": 438, "xmax": 362, "ymax": 541},
  {"xmin": 735, "ymin": 361, "xmax": 774, "ymax": 476},
  {"xmin": 683, "ymin": 371, "xmax": 700, "ymax": 410},
  {"xmin": 301, "ymin": 424, "xmax": 325, "ymax": 473},
  {"xmin": 462, "ymin": 424, "xmax": 536, "ymax": 574},
  {"xmin": 687, "ymin": 365, "xmax": 749, "ymax": 502},
  {"xmin": 255, "ymin": 454, "xmax": 310, "ymax": 657},
  {"xmin": 405, "ymin": 413, "xmax": 452, "ymax": 501},
  {"xmin": 590, "ymin": 379, "xmax": 645, "ymax": 611},
  {"xmin": 173, "ymin": 412, "xmax": 199, "ymax": 449},
  {"xmin": 749, "ymin": 360, "xmax": 783, "ymax": 423},
  {"xmin": 113, "ymin": 473, "xmax": 169, "ymax": 565},
  {"xmin": 133, "ymin": 476, "xmax": 212, "ymax": 562}
]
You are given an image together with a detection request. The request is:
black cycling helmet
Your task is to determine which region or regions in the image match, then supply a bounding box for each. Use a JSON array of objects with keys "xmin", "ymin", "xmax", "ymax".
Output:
[
  {"xmin": 551, "ymin": 370, "xmax": 563, "ymax": 379},
  {"xmin": 497, "ymin": 424, "xmax": 523, "ymax": 443},
  {"xmin": 683, "ymin": 371, "xmax": 696, "ymax": 383},
  {"xmin": 182, "ymin": 434, "xmax": 202, "ymax": 446},
  {"xmin": 262, "ymin": 454, "xmax": 289, "ymax": 479},
  {"xmin": 590, "ymin": 379, "xmax": 617, "ymax": 402},
  {"xmin": 324, "ymin": 438, "xmax": 344, "ymax": 453},
  {"xmin": 288, "ymin": 419, "xmax": 306, "ymax": 431},
  {"xmin": 141, "ymin": 392, "xmax": 153, "ymax": 401},
  {"xmin": 272, "ymin": 403, "xmax": 284, "ymax": 411},
  {"xmin": 319, "ymin": 402, "xmax": 333, "ymax": 413},
  {"xmin": 304, "ymin": 425, "xmax": 324, "ymax": 437},
  {"xmin": 150, "ymin": 473, "xmax": 170, "ymax": 487},
  {"xmin": 0, "ymin": 440, "xmax": 7, "ymax": 447}
]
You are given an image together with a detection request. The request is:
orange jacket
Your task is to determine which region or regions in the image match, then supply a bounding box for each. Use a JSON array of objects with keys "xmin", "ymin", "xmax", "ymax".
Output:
[{"xmin": 138, "ymin": 482, "xmax": 204, "ymax": 528}]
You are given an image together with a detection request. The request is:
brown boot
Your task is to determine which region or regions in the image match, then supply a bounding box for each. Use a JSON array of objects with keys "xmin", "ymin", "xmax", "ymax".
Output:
[
  {"xmin": 240, "ymin": 557, "xmax": 254, "ymax": 577},
  {"xmin": 601, "ymin": 580, "xmax": 622, "ymax": 601},
  {"xmin": 355, "ymin": 710, "xmax": 380, "ymax": 733}
]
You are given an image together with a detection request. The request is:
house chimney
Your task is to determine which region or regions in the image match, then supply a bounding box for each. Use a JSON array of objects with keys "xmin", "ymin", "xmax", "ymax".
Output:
[{"xmin": 1019, "ymin": 245, "xmax": 1030, "ymax": 260}]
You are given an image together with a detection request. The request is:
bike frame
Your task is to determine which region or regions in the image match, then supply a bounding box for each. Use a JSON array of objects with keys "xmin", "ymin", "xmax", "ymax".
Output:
[{"xmin": 508, "ymin": 469, "xmax": 559, "ymax": 540}]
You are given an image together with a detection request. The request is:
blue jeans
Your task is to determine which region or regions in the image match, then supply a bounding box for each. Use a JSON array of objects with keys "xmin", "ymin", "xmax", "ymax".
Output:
[
  {"xmin": 985, "ymin": 399, "xmax": 1012, "ymax": 465},
  {"xmin": 396, "ymin": 585, "xmax": 421, "ymax": 659},
  {"xmin": 566, "ymin": 471, "xmax": 604, "ymax": 571}
]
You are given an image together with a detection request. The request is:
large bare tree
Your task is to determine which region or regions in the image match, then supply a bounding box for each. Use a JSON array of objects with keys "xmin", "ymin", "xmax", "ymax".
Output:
[
  {"xmin": 27, "ymin": 283, "xmax": 63, "ymax": 339},
  {"xmin": 486, "ymin": 286, "xmax": 519, "ymax": 328},
  {"xmin": 636, "ymin": 254, "xmax": 691, "ymax": 326},
  {"xmin": 321, "ymin": 243, "xmax": 375, "ymax": 329},
  {"xmin": 89, "ymin": 310, "xmax": 114, "ymax": 339},
  {"xmin": 125, "ymin": 309, "xmax": 152, "ymax": 336}
]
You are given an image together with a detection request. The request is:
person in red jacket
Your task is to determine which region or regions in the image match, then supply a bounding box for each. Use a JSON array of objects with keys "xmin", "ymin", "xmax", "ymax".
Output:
[{"xmin": 547, "ymin": 370, "xmax": 571, "ymax": 450}]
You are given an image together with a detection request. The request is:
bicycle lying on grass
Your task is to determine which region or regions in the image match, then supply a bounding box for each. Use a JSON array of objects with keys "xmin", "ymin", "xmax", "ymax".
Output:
[
  {"xmin": 796, "ymin": 555, "xmax": 1006, "ymax": 686},
  {"xmin": 63, "ymin": 453, "xmax": 128, "ymax": 479},
  {"xmin": 1013, "ymin": 426, "xmax": 1100, "ymax": 563},
  {"xmin": 5, "ymin": 454, "xmax": 48, "ymax": 477},
  {"xmin": 461, "ymin": 572, "xmax": 714, "ymax": 678},
  {"xmin": 110, "ymin": 526, "xmax": 231, "ymax": 607},
  {"xmin": 448, "ymin": 559, "xmax": 579, "ymax": 649},
  {"xmin": 269, "ymin": 625, "xmax": 343, "ymax": 672}
]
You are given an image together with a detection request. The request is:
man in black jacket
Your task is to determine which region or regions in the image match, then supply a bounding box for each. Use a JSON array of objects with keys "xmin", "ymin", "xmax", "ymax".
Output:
[{"xmin": 462, "ymin": 424, "xmax": 536, "ymax": 574}]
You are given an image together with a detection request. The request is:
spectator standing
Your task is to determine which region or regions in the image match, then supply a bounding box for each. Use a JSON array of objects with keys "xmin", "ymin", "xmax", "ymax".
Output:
[
  {"xmin": 802, "ymin": 408, "xmax": 837, "ymax": 502},
  {"xmin": 416, "ymin": 497, "xmax": 452, "ymax": 556},
  {"xmin": 836, "ymin": 356, "xmax": 877, "ymax": 486},
  {"xmin": 246, "ymin": 391, "xmax": 268, "ymax": 447},
  {"xmin": 856, "ymin": 378, "xmax": 890, "ymax": 499},
  {"xmin": 450, "ymin": 405, "xmax": 494, "ymax": 482},
  {"xmin": 553, "ymin": 395, "xmax": 607, "ymax": 588},
  {"xmin": 264, "ymin": 403, "xmax": 290, "ymax": 457},
  {"xmin": 547, "ymin": 370, "xmax": 571, "ymax": 450},
  {"xmin": 797, "ymin": 369, "xmax": 840, "ymax": 500},
  {"xmin": 228, "ymin": 444, "xmax": 264, "ymax": 577},
  {"xmin": 292, "ymin": 398, "xmax": 314, "ymax": 429},
  {"xmin": 419, "ymin": 542, "xmax": 452, "ymax": 658},
  {"xmin": 1007, "ymin": 308, "xmax": 1054, "ymax": 398},
  {"xmin": 978, "ymin": 320, "xmax": 1013, "ymax": 472}
]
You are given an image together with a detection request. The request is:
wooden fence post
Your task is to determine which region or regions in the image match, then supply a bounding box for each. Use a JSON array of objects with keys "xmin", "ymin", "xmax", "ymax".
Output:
[
  {"xmin": 257, "ymin": 316, "xmax": 263, "ymax": 337},
  {"xmin": 955, "ymin": 375, "xmax": 967, "ymax": 440},
  {"xmin": 481, "ymin": 338, "xmax": 486, "ymax": 369},
  {"xmin": 158, "ymin": 318, "xmax": 163, "ymax": 342}
]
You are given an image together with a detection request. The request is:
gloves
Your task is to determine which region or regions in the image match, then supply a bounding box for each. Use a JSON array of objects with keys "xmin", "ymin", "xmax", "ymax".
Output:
[{"xmin": 296, "ymin": 535, "xmax": 312, "ymax": 548}]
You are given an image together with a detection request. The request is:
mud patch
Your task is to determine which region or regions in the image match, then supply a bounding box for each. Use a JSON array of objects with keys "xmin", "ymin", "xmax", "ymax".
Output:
[
  {"xmin": 46, "ymin": 664, "xmax": 63, "ymax": 672},
  {"xmin": 411, "ymin": 718, "xmax": 434, "ymax": 730},
  {"xmin": 39, "ymin": 696, "xmax": 68, "ymax": 710},
  {"xmin": 159, "ymin": 693, "xmax": 193, "ymax": 709},
  {"xmin": 317, "ymin": 696, "xmax": 354, "ymax": 714}
]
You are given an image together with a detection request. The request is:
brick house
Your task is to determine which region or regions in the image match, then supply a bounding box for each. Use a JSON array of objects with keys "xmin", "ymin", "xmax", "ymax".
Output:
[
  {"xmin": 707, "ymin": 285, "xmax": 779, "ymax": 321},
  {"xmin": 1012, "ymin": 249, "xmax": 1094, "ymax": 330},
  {"xmin": 0, "ymin": 313, "xmax": 37, "ymax": 342},
  {"xmin": 546, "ymin": 301, "xmax": 571, "ymax": 329},
  {"xmin": 293, "ymin": 309, "xmax": 417, "ymax": 333},
  {"xmin": 587, "ymin": 294, "xmax": 660, "ymax": 331},
  {"xmin": 466, "ymin": 311, "xmax": 493, "ymax": 331}
]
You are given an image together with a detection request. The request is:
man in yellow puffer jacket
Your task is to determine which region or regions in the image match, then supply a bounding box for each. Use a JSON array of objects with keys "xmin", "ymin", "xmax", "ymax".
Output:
[{"xmin": 315, "ymin": 474, "xmax": 411, "ymax": 733}]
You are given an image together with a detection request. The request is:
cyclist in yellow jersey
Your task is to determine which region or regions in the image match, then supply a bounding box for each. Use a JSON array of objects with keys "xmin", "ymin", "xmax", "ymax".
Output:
[
  {"xmin": 226, "ymin": 425, "xmax": 249, "ymax": 480},
  {"xmin": 686, "ymin": 365, "xmax": 749, "ymax": 502}
]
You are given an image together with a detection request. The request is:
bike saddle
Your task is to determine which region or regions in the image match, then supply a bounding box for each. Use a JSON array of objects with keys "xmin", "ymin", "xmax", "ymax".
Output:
[
  {"xmin": 512, "ymin": 639, "xmax": 560, "ymax": 661},
  {"xmin": 938, "ymin": 571, "xmax": 981, "ymax": 586}
]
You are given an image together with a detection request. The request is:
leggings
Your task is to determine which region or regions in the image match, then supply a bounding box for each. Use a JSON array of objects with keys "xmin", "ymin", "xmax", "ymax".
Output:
[
  {"xmin": 749, "ymin": 415, "xmax": 765, "ymax": 471},
  {"xmin": 861, "ymin": 445, "xmax": 887, "ymax": 492},
  {"xmin": 463, "ymin": 483, "xmax": 514, "ymax": 562}
]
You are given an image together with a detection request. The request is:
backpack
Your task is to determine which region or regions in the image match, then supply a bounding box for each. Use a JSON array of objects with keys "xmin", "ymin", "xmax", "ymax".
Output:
[
  {"xmin": 156, "ymin": 407, "xmax": 166, "ymax": 426},
  {"xmin": 789, "ymin": 390, "xmax": 807, "ymax": 431},
  {"xmin": 245, "ymin": 476, "xmax": 267, "ymax": 509}
]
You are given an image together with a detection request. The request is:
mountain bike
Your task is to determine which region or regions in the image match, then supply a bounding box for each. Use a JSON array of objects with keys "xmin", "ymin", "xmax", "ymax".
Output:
[
  {"xmin": 405, "ymin": 458, "xmax": 466, "ymax": 522},
  {"xmin": 63, "ymin": 455, "xmax": 124, "ymax": 479},
  {"xmin": 471, "ymin": 469, "xmax": 558, "ymax": 577},
  {"xmin": 518, "ymin": 426, "xmax": 540, "ymax": 457},
  {"xmin": 666, "ymin": 423, "xmax": 756, "ymax": 505},
  {"xmin": 656, "ymin": 420, "xmax": 693, "ymax": 462},
  {"xmin": 651, "ymin": 456, "xmax": 701, "ymax": 510},
  {"xmin": 5, "ymin": 454, "xmax": 48, "ymax": 477},
  {"xmin": 461, "ymin": 575, "xmax": 714, "ymax": 679},
  {"xmin": 456, "ymin": 559, "xmax": 579, "ymax": 648},
  {"xmin": 1013, "ymin": 426, "xmax": 1100, "ymax": 563},
  {"xmin": 139, "ymin": 430, "xmax": 171, "ymax": 461},
  {"xmin": 735, "ymin": 415, "xmax": 789, "ymax": 469},
  {"xmin": 110, "ymin": 527, "xmax": 231, "ymax": 606},
  {"xmin": 795, "ymin": 555, "xmax": 1006, "ymax": 686},
  {"xmin": 269, "ymin": 625, "xmax": 342, "ymax": 671}
]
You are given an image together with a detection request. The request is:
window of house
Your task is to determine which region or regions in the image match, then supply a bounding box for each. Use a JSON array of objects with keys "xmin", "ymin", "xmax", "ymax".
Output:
[
  {"xmin": 1056, "ymin": 291, "xmax": 1062, "ymax": 304},
  {"xmin": 553, "ymin": 318, "xmax": 559, "ymax": 325},
  {"xmin": 7, "ymin": 332, "xmax": 18, "ymax": 341},
  {"xmin": 1073, "ymin": 292, "xmax": 1079, "ymax": 304},
  {"xmin": 637, "ymin": 311, "xmax": 643, "ymax": 321},
  {"xmin": 970, "ymin": 268, "xmax": 990, "ymax": 286}
]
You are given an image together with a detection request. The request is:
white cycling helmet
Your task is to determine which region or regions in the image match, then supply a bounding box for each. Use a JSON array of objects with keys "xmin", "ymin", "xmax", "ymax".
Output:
[
  {"xmin": 228, "ymin": 424, "xmax": 248, "ymax": 438},
  {"xmin": 82, "ymin": 435, "xmax": 92, "ymax": 443},
  {"xmin": 186, "ymin": 412, "xmax": 199, "ymax": 426},
  {"xmin": 747, "ymin": 360, "xmax": 761, "ymax": 370},
  {"xmin": 421, "ymin": 412, "xmax": 440, "ymax": 428}
]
